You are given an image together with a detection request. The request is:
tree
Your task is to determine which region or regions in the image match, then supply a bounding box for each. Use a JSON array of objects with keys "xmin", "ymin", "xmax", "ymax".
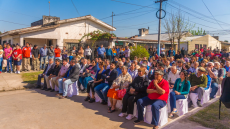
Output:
[
  {"xmin": 130, "ymin": 45, "xmax": 149, "ymax": 60},
  {"xmin": 224, "ymin": 40, "xmax": 228, "ymax": 42},
  {"xmin": 189, "ymin": 27, "xmax": 206, "ymax": 35},
  {"xmin": 175, "ymin": 10, "xmax": 195, "ymax": 50},
  {"xmin": 0, "ymin": 31, "xmax": 1, "ymax": 34},
  {"xmin": 164, "ymin": 13, "xmax": 177, "ymax": 48}
]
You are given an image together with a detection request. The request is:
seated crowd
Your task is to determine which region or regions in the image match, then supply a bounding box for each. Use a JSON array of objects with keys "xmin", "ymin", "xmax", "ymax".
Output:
[{"xmin": 35, "ymin": 45, "xmax": 230, "ymax": 129}]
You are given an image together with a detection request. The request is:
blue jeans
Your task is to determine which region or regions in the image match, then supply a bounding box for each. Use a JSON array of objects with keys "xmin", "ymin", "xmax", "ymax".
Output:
[
  {"xmin": 137, "ymin": 97, "xmax": 166, "ymax": 126},
  {"xmin": 79, "ymin": 76, "xmax": 93, "ymax": 89},
  {"xmin": 210, "ymin": 82, "xmax": 218, "ymax": 99},
  {"xmin": 0, "ymin": 57, "xmax": 3, "ymax": 72},
  {"xmin": 58, "ymin": 78, "xmax": 74, "ymax": 96},
  {"xmin": 98, "ymin": 54, "xmax": 104, "ymax": 59},
  {"xmin": 40, "ymin": 56, "xmax": 47, "ymax": 69},
  {"xmin": 5, "ymin": 57, "xmax": 12, "ymax": 72},
  {"xmin": 94, "ymin": 83, "xmax": 110, "ymax": 102},
  {"xmin": 48, "ymin": 56, "xmax": 54, "ymax": 60},
  {"xmin": 169, "ymin": 91, "xmax": 186, "ymax": 112}
]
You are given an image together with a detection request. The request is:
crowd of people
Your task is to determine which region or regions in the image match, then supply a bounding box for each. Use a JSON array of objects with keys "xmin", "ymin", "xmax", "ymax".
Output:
[{"xmin": 1, "ymin": 42, "xmax": 230, "ymax": 129}]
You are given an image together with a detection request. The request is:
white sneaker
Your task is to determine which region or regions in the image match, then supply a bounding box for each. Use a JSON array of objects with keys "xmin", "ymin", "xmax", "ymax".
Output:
[
  {"xmin": 18, "ymin": 71, "xmax": 20, "ymax": 74},
  {"xmin": 126, "ymin": 114, "xmax": 134, "ymax": 120},
  {"xmin": 118, "ymin": 113, "xmax": 126, "ymax": 117}
]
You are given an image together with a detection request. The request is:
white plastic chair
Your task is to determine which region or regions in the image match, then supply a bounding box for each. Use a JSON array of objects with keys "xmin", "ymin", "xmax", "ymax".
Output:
[
  {"xmin": 216, "ymin": 84, "xmax": 222, "ymax": 96},
  {"xmin": 107, "ymin": 99, "xmax": 123, "ymax": 109},
  {"xmin": 67, "ymin": 81, "xmax": 79, "ymax": 97},
  {"xmin": 144, "ymin": 105, "xmax": 168, "ymax": 127},
  {"xmin": 133, "ymin": 103, "xmax": 146, "ymax": 118},
  {"xmin": 190, "ymin": 86, "xmax": 211, "ymax": 108},
  {"xmin": 90, "ymin": 89, "xmax": 102, "ymax": 103},
  {"xmin": 176, "ymin": 98, "xmax": 188, "ymax": 116}
]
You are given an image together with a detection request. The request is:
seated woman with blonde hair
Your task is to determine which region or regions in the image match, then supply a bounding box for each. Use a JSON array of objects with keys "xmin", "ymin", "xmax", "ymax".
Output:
[{"xmin": 107, "ymin": 66, "xmax": 132, "ymax": 113}]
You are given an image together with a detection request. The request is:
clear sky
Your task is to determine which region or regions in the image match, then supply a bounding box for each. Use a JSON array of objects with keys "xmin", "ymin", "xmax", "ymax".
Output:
[{"xmin": 0, "ymin": 0, "xmax": 230, "ymax": 42}]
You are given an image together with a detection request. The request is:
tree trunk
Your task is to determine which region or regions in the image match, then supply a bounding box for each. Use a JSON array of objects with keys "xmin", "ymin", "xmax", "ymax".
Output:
[
  {"xmin": 178, "ymin": 37, "xmax": 180, "ymax": 52},
  {"xmin": 173, "ymin": 37, "xmax": 175, "ymax": 49},
  {"xmin": 170, "ymin": 39, "xmax": 173, "ymax": 47}
]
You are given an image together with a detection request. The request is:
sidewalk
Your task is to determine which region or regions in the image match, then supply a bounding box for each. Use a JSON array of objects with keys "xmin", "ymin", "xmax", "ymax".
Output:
[{"xmin": 0, "ymin": 73, "xmax": 33, "ymax": 91}]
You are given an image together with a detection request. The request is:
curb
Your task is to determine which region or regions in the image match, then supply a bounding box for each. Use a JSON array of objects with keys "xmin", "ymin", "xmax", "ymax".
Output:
[{"xmin": 161, "ymin": 97, "xmax": 220, "ymax": 129}]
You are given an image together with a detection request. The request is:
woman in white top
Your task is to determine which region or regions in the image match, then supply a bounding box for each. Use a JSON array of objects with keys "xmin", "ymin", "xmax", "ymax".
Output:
[{"xmin": 0, "ymin": 45, "xmax": 3, "ymax": 73}]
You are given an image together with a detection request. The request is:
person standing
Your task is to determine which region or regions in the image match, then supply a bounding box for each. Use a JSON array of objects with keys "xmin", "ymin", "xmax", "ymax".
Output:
[
  {"xmin": 47, "ymin": 45, "xmax": 54, "ymax": 60},
  {"xmin": 54, "ymin": 45, "xmax": 62, "ymax": 60},
  {"xmin": 0, "ymin": 45, "xmax": 3, "ymax": 74},
  {"xmin": 4, "ymin": 43, "xmax": 13, "ymax": 73},
  {"xmin": 22, "ymin": 42, "xmax": 31, "ymax": 71},
  {"xmin": 40, "ymin": 44, "xmax": 48, "ymax": 70},
  {"xmin": 112, "ymin": 46, "xmax": 116, "ymax": 61},
  {"xmin": 124, "ymin": 46, "xmax": 130, "ymax": 59},
  {"xmin": 78, "ymin": 46, "xmax": 84, "ymax": 58},
  {"xmin": 84, "ymin": 45, "xmax": 92, "ymax": 59},
  {"xmin": 61, "ymin": 46, "xmax": 68, "ymax": 60},
  {"xmin": 97, "ymin": 44, "xmax": 106, "ymax": 59},
  {"xmin": 160, "ymin": 45, "xmax": 165, "ymax": 57},
  {"xmin": 12, "ymin": 44, "xmax": 22, "ymax": 74},
  {"xmin": 32, "ymin": 45, "xmax": 40, "ymax": 71},
  {"xmin": 106, "ymin": 46, "xmax": 112, "ymax": 60},
  {"xmin": 29, "ymin": 43, "xmax": 33, "ymax": 66},
  {"xmin": 181, "ymin": 47, "xmax": 185, "ymax": 57},
  {"xmin": 116, "ymin": 46, "xmax": 120, "ymax": 57}
]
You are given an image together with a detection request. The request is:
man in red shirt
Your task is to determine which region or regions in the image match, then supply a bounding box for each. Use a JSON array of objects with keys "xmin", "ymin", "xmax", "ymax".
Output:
[
  {"xmin": 134, "ymin": 70, "xmax": 169, "ymax": 129},
  {"xmin": 214, "ymin": 50, "xmax": 222, "ymax": 58},
  {"xmin": 22, "ymin": 42, "xmax": 31, "ymax": 71},
  {"xmin": 54, "ymin": 45, "xmax": 61, "ymax": 60}
]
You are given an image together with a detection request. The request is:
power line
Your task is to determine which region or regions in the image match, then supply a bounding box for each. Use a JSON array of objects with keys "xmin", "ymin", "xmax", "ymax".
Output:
[
  {"xmin": 111, "ymin": 0, "xmax": 157, "ymax": 9},
  {"xmin": 116, "ymin": 20, "xmax": 158, "ymax": 27},
  {"xmin": 71, "ymin": 0, "xmax": 81, "ymax": 17},
  {"xmin": 3, "ymin": 10, "xmax": 40, "ymax": 19},
  {"xmin": 201, "ymin": 0, "xmax": 223, "ymax": 29},
  {"xmin": 0, "ymin": 20, "xmax": 30, "ymax": 26},
  {"xmin": 168, "ymin": 0, "xmax": 230, "ymax": 26}
]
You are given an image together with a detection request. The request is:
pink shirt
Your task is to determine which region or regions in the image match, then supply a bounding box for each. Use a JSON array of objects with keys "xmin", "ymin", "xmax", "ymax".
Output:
[
  {"xmin": 4, "ymin": 47, "xmax": 12, "ymax": 58},
  {"xmin": 59, "ymin": 63, "xmax": 70, "ymax": 76}
]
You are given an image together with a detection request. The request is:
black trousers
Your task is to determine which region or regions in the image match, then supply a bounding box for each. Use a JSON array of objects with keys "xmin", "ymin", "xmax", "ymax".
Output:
[
  {"xmin": 37, "ymin": 74, "xmax": 47, "ymax": 88},
  {"xmin": 85, "ymin": 55, "xmax": 91, "ymax": 59},
  {"xmin": 106, "ymin": 55, "xmax": 112, "ymax": 60},
  {"xmin": 87, "ymin": 82, "xmax": 100, "ymax": 93}
]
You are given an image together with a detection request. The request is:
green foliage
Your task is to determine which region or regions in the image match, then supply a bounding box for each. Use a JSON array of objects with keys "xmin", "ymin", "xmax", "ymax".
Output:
[
  {"xmin": 130, "ymin": 45, "xmax": 149, "ymax": 60},
  {"xmin": 79, "ymin": 30, "xmax": 116, "ymax": 47},
  {"xmin": 224, "ymin": 40, "xmax": 228, "ymax": 42},
  {"xmin": 189, "ymin": 27, "xmax": 206, "ymax": 36}
]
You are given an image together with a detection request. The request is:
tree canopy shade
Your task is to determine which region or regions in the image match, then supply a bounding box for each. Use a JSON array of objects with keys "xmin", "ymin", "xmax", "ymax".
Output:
[{"xmin": 189, "ymin": 27, "xmax": 206, "ymax": 36}]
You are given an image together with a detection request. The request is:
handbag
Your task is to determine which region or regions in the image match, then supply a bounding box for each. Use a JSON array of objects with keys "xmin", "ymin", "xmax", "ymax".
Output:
[
  {"xmin": 3, "ymin": 59, "xmax": 7, "ymax": 67},
  {"xmin": 117, "ymin": 89, "xmax": 126, "ymax": 99}
]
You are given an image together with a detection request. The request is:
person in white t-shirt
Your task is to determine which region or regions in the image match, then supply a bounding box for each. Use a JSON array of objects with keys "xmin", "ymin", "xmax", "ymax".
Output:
[
  {"xmin": 84, "ymin": 45, "xmax": 92, "ymax": 59},
  {"xmin": 160, "ymin": 46, "xmax": 165, "ymax": 57},
  {"xmin": 168, "ymin": 66, "xmax": 180, "ymax": 90}
]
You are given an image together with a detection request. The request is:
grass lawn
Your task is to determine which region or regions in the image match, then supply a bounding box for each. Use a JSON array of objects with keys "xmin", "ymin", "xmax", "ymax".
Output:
[
  {"xmin": 21, "ymin": 71, "xmax": 43, "ymax": 84},
  {"xmin": 189, "ymin": 101, "xmax": 230, "ymax": 129}
]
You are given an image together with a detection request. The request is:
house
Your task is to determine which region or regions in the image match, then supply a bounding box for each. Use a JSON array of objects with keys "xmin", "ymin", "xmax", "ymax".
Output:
[
  {"xmin": 221, "ymin": 41, "xmax": 230, "ymax": 51},
  {"xmin": 0, "ymin": 15, "xmax": 116, "ymax": 50},
  {"xmin": 131, "ymin": 28, "xmax": 221, "ymax": 52}
]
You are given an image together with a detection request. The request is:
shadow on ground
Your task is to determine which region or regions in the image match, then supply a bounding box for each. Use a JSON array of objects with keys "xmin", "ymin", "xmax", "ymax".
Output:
[{"xmin": 26, "ymin": 88, "xmax": 153, "ymax": 129}]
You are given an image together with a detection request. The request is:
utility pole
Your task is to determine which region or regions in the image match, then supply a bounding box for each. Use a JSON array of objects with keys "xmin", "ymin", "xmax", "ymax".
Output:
[
  {"xmin": 49, "ymin": 1, "xmax": 50, "ymax": 16},
  {"xmin": 112, "ymin": 12, "xmax": 115, "ymax": 34},
  {"xmin": 155, "ymin": 0, "xmax": 167, "ymax": 56}
]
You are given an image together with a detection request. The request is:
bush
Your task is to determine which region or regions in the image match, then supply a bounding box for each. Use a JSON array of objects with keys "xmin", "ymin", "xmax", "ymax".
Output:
[{"xmin": 130, "ymin": 45, "xmax": 150, "ymax": 60}]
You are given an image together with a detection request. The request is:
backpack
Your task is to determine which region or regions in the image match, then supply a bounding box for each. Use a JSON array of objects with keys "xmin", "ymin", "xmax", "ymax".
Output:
[{"xmin": 219, "ymin": 77, "xmax": 230, "ymax": 119}]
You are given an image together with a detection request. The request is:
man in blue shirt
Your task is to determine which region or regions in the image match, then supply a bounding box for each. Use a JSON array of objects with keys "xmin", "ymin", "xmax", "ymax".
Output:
[
  {"xmin": 106, "ymin": 46, "xmax": 113, "ymax": 61},
  {"xmin": 40, "ymin": 44, "xmax": 48, "ymax": 70},
  {"xmin": 116, "ymin": 61, "xmax": 123, "ymax": 76},
  {"xmin": 116, "ymin": 46, "xmax": 120, "ymax": 57},
  {"xmin": 97, "ymin": 44, "xmax": 106, "ymax": 59},
  {"xmin": 57, "ymin": 59, "xmax": 80, "ymax": 99}
]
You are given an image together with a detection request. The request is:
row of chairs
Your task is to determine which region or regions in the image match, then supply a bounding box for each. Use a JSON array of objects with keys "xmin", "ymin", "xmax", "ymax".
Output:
[{"xmin": 50, "ymin": 81, "xmax": 222, "ymax": 128}]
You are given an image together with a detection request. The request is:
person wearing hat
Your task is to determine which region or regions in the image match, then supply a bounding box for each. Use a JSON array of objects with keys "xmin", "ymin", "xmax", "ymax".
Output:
[
  {"xmin": 134, "ymin": 69, "xmax": 169, "ymax": 129},
  {"xmin": 32, "ymin": 45, "xmax": 40, "ymax": 71},
  {"xmin": 188, "ymin": 67, "xmax": 208, "ymax": 107},
  {"xmin": 40, "ymin": 44, "xmax": 48, "ymax": 70},
  {"xmin": 54, "ymin": 45, "xmax": 62, "ymax": 60},
  {"xmin": 176, "ymin": 59, "xmax": 183, "ymax": 71},
  {"xmin": 148, "ymin": 62, "xmax": 168, "ymax": 81},
  {"xmin": 209, "ymin": 62, "xmax": 224, "ymax": 99}
]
